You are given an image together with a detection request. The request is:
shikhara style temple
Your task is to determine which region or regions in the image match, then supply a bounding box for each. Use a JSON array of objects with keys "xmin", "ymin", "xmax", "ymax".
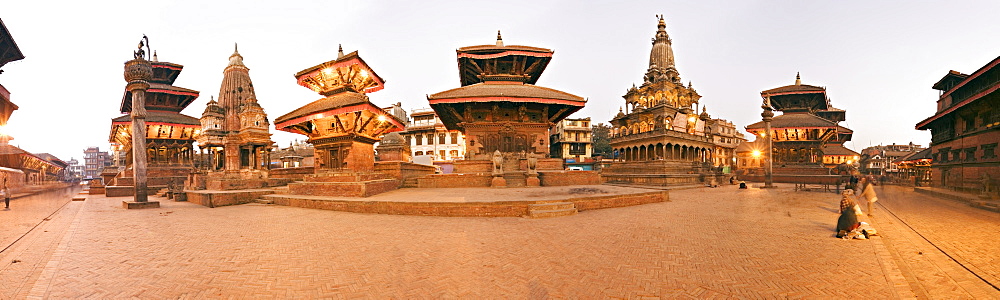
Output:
[
  {"xmin": 603, "ymin": 16, "xmax": 742, "ymax": 186},
  {"xmin": 426, "ymin": 32, "xmax": 595, "ymax": 187},
  {"xmin": 197, "ymin": 45, "xmax": 273, "ymax": 173},
  {"xmin": 106, "ymin": 51, "xmax": 201, "ymax": 196},
  {"xmin": 746, "ymin": 73, "xmax": 858, "ymax": 169}
]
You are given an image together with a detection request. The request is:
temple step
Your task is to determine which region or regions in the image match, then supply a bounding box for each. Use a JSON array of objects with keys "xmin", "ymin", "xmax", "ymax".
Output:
[
  {"xmin": 402, "ymin": 178, "xmax": 419, "ymax": 188},
  {"xmin": 254, "ymin": 198, "xmax": 274, "ymax": 204},
  {"xmin": 271, "ymin": 186, "xmax": 290, "ymax": 195},
  {"xmin": 503, "ymin": 172, "xmax": 526, "ymax": 187},
  {"xmin": 527, "ymin": 202, "xmax": 578, "ymax": 218}
]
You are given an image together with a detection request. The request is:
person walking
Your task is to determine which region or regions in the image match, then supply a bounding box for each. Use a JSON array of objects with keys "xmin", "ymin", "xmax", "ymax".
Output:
[
  {"xmin": 2, "ymin": 175, "xmax": 9, "ymax": 209},
  {"xmin": 860, "ymin": 180, "xmax": 878, "ymax": 217}
]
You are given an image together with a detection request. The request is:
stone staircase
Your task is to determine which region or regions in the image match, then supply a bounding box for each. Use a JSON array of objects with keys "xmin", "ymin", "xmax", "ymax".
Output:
[
  {"xmin": 254, "ymin": 186, "xmax": 289, "ymax": 204},
  {"xmin": 402, "ymin": 177, "xmax": 419, "ymax": 188},
  {"xmin": 526, "ymin": 202, "xmax": 577, "ymax": 218},
  {"xmin": 503, "ymin": 172, "xmax": 526, "ymax": 187}
]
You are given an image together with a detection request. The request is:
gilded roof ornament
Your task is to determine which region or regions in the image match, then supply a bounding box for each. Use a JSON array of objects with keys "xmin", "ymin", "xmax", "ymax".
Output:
[
  {"xmin": 496, "ymin": 30, "xmax": 504, "ymax": 47},
  {"xmin": 795, "ymin": 72, "xmax": 801, "ymax": 85},
  {"xmin": 338, "ymin": 44, "xmax": 345, "ymax": 59}
]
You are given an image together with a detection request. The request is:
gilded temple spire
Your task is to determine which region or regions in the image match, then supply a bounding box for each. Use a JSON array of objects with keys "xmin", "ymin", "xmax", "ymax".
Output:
[
  {"xmin": 795, "ymin": 72, "xmax": 801, "ymax": 85},
  {"xmin": 496, "ymin": 30, "xmax": 504, "ymax": 47},
  {"xmin": 228, "ymin": 43, "xmax": 245, "ymax": 67},
  {"xmin": 337, "ymin": 44, "xmax": 344, "ymax": 59}
]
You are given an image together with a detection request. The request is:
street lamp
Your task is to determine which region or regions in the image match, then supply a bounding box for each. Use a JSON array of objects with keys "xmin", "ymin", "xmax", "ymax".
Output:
[{"xmin": 761, "ymin": 96, "xmax": 775, "ymax": 188}]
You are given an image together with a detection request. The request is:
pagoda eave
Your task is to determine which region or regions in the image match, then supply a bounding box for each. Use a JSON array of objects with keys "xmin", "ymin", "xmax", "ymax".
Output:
[{"xmin": 274, "ymin": 102, "xmax": 404, "ymax": 132}]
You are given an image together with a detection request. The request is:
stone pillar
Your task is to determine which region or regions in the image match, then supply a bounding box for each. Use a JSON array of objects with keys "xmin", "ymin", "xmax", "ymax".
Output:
[
  {"xmin": 123, "ymin": 57, "xmax": 158, "ymax": 209},
  {"xmin": 762, "ymin": 101, "xmax": 775, "ymax": 188}
]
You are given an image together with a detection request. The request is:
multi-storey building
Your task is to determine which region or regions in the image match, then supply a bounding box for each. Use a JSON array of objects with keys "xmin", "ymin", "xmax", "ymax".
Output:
[
  {"xmin": 916, "ymin": 56, "xmax": 1000, "ymax": 195},
  {"xmin": 66, "ymin": 158, "xmax": 84, "ymax": 181},
  {"xmin": 83, "ymin": 147, "xmax": 111, "ymax": 179},
  {"xmin": 859, "ymin": 143, "xmax": 925, "ymax": 177},
  {"xmin": 400, "ymin": 108, "xmax": 465, "ymax": 162},
  {"xmin": 550, "ymin": 117, "xmax": 592, "ymax": 158}
]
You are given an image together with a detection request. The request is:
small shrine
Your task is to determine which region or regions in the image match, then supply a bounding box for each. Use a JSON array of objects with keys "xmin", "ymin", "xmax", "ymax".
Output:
[
  {"xmin": 426, "ymin": 32, "xmax": 590, "ymax": 187},
  {"xmin": 273, "ymin": 46, "xmax": 406, "ymax": 197}
]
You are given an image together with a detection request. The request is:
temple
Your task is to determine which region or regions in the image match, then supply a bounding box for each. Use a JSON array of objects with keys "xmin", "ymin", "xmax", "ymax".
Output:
[
  {"xmin": 746, "ymin": 73, "xmax": 857, "ymax": 170},
  {"xmin": 425, "ymin": 32, "xmax": 595, "ymax": 187},
  {"xmin": 603, "ymin": 16, "xmax": 743, "ymax": 186},
  {"xmin": 273, "ymin": 46, "xmax": 407, "ymax": 196},
  {"xmin": 105, "ymin": 51, "xmax": 201, "ymax": 196},
  {"xmin": 190, "ymin": 45, "xmax": 276, "ymax": 190}
]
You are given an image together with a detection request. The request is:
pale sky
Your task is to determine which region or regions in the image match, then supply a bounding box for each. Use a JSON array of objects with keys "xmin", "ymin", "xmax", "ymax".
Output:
[{"xmin": 2, "ymin": 0, "xmax": 999, "ymax": 162}]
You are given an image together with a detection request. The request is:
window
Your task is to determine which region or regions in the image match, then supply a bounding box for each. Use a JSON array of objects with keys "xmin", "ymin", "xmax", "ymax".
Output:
[
  {"xmin": 439, "ymin": 150, "xmax": 446, "ymax": 160},
  {"xmin": 415, "ymin": 135, "xmax": 422, "ymax": 145},
  {"xmin": 415, "ymin": 151, "xmax": 423, "ymax": 156},
  {"xmin": 450, "ymin": 133, "xmax": 458, "ymax": 144},
  {"xmin": 439, "ymin": 133, "xmax": 446, "ymax": 144},
  {"xmin": 405, "ymin": 136, "xmax": 412, "ymax": 145}
]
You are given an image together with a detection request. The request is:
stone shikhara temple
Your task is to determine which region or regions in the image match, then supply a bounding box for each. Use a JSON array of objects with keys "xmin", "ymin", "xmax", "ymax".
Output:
[
  {"xmin": 603, "ymin": 16, "xmax": 742, "ymax": 186},
  {"xmin": 196, "ymin": 46, "xmax": 274, "ymax": 174},
  {"xmin": 106, "ymin": 51, "xmax": 201, "ymax": 197}
]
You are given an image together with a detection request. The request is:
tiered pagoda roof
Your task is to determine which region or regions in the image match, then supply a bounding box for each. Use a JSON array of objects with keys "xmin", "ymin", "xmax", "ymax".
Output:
[
  {"xmin": 110, "ymin": 53, "xmax": 201, "ymax": 148},
  {"xmin": 275, "ymin": 46, "xmax": 404, "ymax": 138},
  {"xmin": 428, "ymin": 33, "xmax": 585, "ymax": 131}
]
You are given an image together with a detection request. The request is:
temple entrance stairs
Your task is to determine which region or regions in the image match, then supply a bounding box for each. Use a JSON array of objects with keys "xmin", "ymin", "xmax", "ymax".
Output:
[
  {"xmin": 527, "ymin": 202, "xmax": 578, "ymax": 218},
  {"xmin": 503, "ymin": 172, "xmax": 526, "ymax": 187}
]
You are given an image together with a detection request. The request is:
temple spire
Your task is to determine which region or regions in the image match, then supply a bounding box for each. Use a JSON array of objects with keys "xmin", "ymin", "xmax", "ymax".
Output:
[
  {"xmin": 337, "ymin": 44, "xmax": 344, "ymax": 59},
  {"xmin": 646, "ymin": 14, "xmax": 677, "ymax": 83},
  {"xmin": 795, "ymin": 72, "xmax": 801, "ymax": 85},
  {"xmin": 152, "ymin": 50, "xmax": 158, "ymax": 62},
  {"xmin": 228, "ymin": 43, "xmax": 244, "ymax": 67},
  {"xmin": 496, "ymin": 30, "xmax": 504, "ymax": 46}
]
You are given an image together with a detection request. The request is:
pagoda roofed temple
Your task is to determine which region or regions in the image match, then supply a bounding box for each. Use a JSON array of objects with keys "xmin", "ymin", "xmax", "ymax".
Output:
[
  {"xmin": 745, "ymin": 73, "xmax": 858, "ymax": 171},
  {"xmin": 424, "ymin": 32, "xmax": 597, "ymax": 187},
  {"xmin": 603, "ymin": 16, "xmax": 743, "ymax": 187},
  {"xmin": 106, "ymin": 52, "xmax": 201, "ymax": 197},
  {"xmin": 273, "ymin": 46, "xmax": 408, "ymax": 197}
]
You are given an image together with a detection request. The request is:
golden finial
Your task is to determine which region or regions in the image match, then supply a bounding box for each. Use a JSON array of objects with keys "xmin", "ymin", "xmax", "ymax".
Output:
[
  {"xmin": 496, "ymin": 30, "xmax": 504, "ymax": 46},
  {"xmin": 795, "ymin": 72, "xmax": 801, "ymax": 85},
  {"xmin": 337, "ymin": 44, "xmax": 344, "ymax": 59}
]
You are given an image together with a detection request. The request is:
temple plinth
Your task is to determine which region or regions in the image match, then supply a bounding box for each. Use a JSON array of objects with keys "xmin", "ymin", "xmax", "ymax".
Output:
[
  {"xmin": 425, "ymin": 32, "xmax": 589, "ymax": 187},
  {"xmin": 274, "ymin": 46, "xmax": 405, "ymax": 197}
]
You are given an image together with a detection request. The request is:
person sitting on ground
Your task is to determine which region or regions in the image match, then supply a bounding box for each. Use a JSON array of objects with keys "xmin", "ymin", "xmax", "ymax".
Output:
[{"xmin": 837, "ymin": 190, "xmax": 863, "ymax": 238}]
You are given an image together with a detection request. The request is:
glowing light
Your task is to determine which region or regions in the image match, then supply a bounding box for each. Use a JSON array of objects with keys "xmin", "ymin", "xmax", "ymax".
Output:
[
  {"xmin": 377, "ymin": 115, "xmax": 387, "ymax": 122},
  {"xmin": 0, "ymin": 125, "xmax": 6, "ymax": 136},
  {"xmin": 360, "ymin": 69, "xmax": 369, "ymax": 78},
  {"xmin": 322, "ymin": 68, "xmax": 334, "ymax": 75},
  {"xmin": 688, "ymin": 116, "xmax": 697, "ymax": 123},
  {"xmin": 760, "ymin": 132, "xmax": 767, "ymax": 137},
  {"xmin": 752, "ymin": 150, "xmax": 761, "ymax": 158}
]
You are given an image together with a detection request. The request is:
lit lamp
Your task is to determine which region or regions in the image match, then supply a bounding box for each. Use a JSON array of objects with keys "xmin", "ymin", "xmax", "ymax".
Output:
[{"xmin": 761, "ymin": 95, "xmax": 774, "ymax": 188}]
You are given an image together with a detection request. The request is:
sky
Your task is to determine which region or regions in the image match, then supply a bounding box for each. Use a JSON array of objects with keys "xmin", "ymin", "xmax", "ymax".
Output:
[{"xmin": 2, "ymin": 0, "xmax": 999, "ymax": 163}]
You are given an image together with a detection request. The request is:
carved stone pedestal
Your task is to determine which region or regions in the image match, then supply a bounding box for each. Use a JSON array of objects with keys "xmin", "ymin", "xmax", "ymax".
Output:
[{"xmin": 491, "ymin": 176, "xmax": 507, "ymax": 188}]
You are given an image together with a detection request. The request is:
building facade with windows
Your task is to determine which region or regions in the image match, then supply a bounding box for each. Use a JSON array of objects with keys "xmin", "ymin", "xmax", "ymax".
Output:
[
  {"xmin": 401, "ymin": 108, "xmax": 465, "ymax": 162},
  {"xmin": 916, "ymin": 56, "xmax": 1000, "ymax": 196},
  {"xmin": 550, "ymin": 117, "xmax": 592, "ymax": 159},
  {"xmin": 83, "ymin": 147, "xmax": 111, "ymax": 179},
  {"xmin": 859, "ymin": 143, "xmax": 925, "ymax": 177}
]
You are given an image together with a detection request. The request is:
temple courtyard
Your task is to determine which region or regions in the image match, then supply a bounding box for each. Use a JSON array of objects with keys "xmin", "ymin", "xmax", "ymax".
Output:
[{"xmin": 1, "ymin": 185, "xmax": 998, "ymax": 298}]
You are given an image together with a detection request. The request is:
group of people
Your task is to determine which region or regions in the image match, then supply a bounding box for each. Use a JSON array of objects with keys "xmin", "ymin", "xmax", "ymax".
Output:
[{"xmin": 836, "ymin": 176, "xmax": 879, "ymax": 239}]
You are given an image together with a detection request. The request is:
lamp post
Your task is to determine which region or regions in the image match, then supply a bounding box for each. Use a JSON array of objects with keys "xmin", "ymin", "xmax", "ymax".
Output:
[{"xmin": 761, "ymin": 96, "xmax": 775, "ymax": 188}]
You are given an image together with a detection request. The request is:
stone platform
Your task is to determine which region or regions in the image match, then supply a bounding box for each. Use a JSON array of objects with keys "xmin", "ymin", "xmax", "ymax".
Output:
[
  {"xmin": 186, "ymin": 189, "xmax": 276, "ymax": 208},
  {"xmin": 263, "ymin": 185, "xmax": 668, "ymax": 218}
]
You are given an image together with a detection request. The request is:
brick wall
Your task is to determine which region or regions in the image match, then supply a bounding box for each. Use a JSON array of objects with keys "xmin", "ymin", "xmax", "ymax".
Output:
[{"xmin": 538, "ymin": 171, "xmax": 601, "ymax": 186}]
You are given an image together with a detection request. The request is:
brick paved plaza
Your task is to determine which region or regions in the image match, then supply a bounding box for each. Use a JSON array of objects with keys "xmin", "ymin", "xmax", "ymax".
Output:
[{"xmin": 1, "ymin": 185, "xmax": 997, "ymax": 298}]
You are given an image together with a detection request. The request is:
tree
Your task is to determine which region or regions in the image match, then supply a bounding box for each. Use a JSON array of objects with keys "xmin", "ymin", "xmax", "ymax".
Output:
[{"xmin": 592, "ymin": 123, "xmax": 612, "ymax": 157}]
